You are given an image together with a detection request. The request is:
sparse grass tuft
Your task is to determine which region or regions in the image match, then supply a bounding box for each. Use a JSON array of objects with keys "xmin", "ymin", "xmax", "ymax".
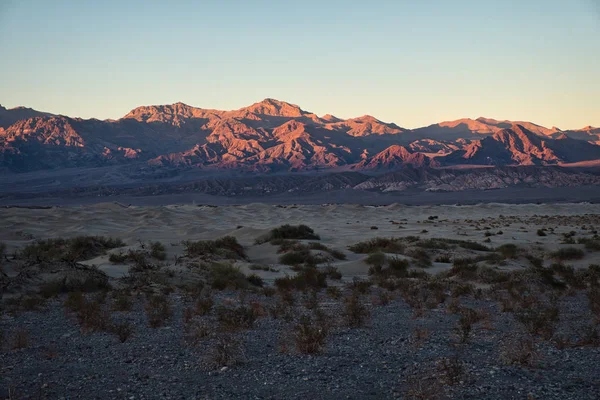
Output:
[
  {"xmin": 293, "ymin": 314, "xmax": 329, "ymax": 354},
  {"xmin": 184, "ymin": 236, "xmax": 246, "ymax": 259},
  {"xmin": 550, "ymin": 247, "xmax": 585, "ymax": 261},
  {"xmin": 257, "ymin": 224, "xmax": 320, "ymax": 244},
  {"xmin": 145, "ymin": 294, "xmax": 172, "ymax": 328},
  {"xmin": 21, "ymin": 236, "xmax": 125, "ymax": 262}
]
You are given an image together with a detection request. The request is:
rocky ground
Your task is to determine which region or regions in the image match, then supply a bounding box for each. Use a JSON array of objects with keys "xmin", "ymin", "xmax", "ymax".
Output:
[{"xmin": 1, "ymin": 206, "xmax": 600, "ymax": 399}]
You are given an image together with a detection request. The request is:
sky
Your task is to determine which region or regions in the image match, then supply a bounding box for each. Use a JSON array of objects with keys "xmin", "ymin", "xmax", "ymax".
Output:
[{"xmin": 0, "ymin": 0, "xmax": 599, "ymax": 129}]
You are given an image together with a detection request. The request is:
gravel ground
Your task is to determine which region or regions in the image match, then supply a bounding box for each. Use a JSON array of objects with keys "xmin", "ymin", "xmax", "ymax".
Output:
[{"xmin": 2, "ymin": 288, "xmax": 600, "ymax": 400}]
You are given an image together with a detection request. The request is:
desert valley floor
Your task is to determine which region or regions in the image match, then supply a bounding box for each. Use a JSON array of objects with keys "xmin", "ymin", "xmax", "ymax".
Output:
[{"xmin": 1, "ymin": 202, "xmax": 600, "ymax": 399}]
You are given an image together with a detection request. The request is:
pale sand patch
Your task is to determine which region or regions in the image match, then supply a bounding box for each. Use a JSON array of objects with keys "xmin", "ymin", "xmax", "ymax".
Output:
[{"xmin": 1, "ymin": 202, "xmax": 599, "ymax": 280}]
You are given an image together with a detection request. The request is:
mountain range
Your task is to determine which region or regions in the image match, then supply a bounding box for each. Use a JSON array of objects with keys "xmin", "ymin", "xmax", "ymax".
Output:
[{"xmin": 1, "ymin": 99, "xmax": 600, "ymax": 174}]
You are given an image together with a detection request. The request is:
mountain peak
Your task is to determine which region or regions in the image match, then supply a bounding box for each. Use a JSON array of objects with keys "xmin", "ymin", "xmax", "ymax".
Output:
[{"xmin": 239, "ymin": 98, "xmax": 307, "ymax": 117}]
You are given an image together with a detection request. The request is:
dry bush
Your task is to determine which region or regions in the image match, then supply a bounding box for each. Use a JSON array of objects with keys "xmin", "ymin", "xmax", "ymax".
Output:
[
  {"xmin": 293, "ymin": 314, "xmax": 329, "ymax": 354},
  {"xmin": 256, "ymin": 224, "xmax": 320, "ymax": 244},
  {"xmin": 404, "ymin": 374, "xmax": 444, "ymax": 400},
  {"xmin": 343, "ymin": 293, "xmax": 370, "ymax": 328},
  {"xmin": 184, "ymin": 236, "xmax": 246, "ymax": 259},
  {"xmin": 412, "ymin": 327, "xmax": 429, "ymax": 347},
  {"xmin": 588, "ymin": 286, "xmax": 600, "ymax": 321},
  {"xmin": 446, "ymin": 297, "xmax": 461, "ymax": 314},
  {"xmin": 76, "ymin": 299, "xmax": 111, "ymax": 333},
  {"xmin": 268, "ymin": 299, "xmax": 295, "ymax": 322},
  {"xmin": 21, "ymin": 236, "xmax": 125, "ymax": 262},
  {"xmin": 302, "ymin": 290, "xmax": 319, "ymax": 310},
  {"xmin": 185, "ymin": 320, "xmax": 212, "ymax": 346},
  {"xmin": 64, "ymin": 291, "xmax": 85, "ymax": 313},
  {"xmin": 145, "ymin": 294, "xmax": 172, "ymax": 328},
  {"xmin": 501, "ymin": 335, "xmax": 538, "ymax": 367},
  {"xmin": 550, "ymin": 247, "xmax": 585, "ymax": 261},
  {"xmin": 194, "ymin": 294, "xmax": 214, "ymax": 316},
  {"xmin": 346, "ymin": 278, "xmax": 372, "ymax": 294},
  {"xmin": 274, "ymin": 266, "xmax": 328, "ymax": 291},
  {"xmin": 11, "ymin": 328, "xmax": 29, "ymax": 350},
  {"xmin": 373, "ymin": 290, "xmax": 392, "ymax": 306},
  {"xmin": 111, "ymin": 291, "xmax": 133, "ymax": 312},
  {"xmin": 576, "ymin": 324, "xmax": 600, "ymax": 347},
  {"xmin": 456, "ymin": 307, "xmax": 484, "ymax": 343},
  {"xmin": 436, "ymin": 356, "xmax": 464, "ymax": 386},
  {"xmin": 111, "ymin": 321, "xmax": 134, "ymax": 343},
  {"xmin": 514, "ymin": 300, "xmax": 559, "ymax": 340},
  {"xmin": 209, "ymin": 263, "xmax": 249, "ymax": 290},
  {"xmin": 149, "ymin": 241, "xmax": 167, "ymax": 260},
  {"xmin": 348, "ymin": 237, "xmax": 404, "ymax": 254},
  {"xmin": 216, "ymin": 305, "xmax": 258, "ymax": 331},
  {"xmin": 326, "ymin": 286, "xmax": 342, "ymax": 300},
  {"xmin": 496, "ymin": 244, "xmax": 519, "ymax": 259},
  {"xmin": 208, "ymin": 334, "xmax": 246, "ymax": 368}
]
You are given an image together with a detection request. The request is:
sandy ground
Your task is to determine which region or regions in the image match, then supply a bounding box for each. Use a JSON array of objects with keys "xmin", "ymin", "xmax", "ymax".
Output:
[{"xmin": 1, "ymin": 202, "xmax": 599, "ymax": 281}]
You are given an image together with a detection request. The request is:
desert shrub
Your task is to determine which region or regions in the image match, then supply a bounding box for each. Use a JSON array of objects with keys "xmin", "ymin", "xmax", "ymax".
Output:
[
  {"xmin": 369, "ymin": 256, "xmax": 409, "ymax": 278},
  {"xmin": 209, "ymin": 334, "xmax": 245, "ymax": 368},
  {"xmin": 365, "ymin": 252, "xmax": 386, "ymax": 268},
  {"xmin": 76, "ymin": 299, "xmax": 111, "ymax": 332},
  {"xmin": 496, "ymin": 244, "xmax": 519, "ymax": 259},
  {"xmin": 579, "ymin": 238, "xmax": 600, "ymax": 251},
  {"xmin": 328, "ymin": 248, "xmax": 346, "ymax": 260},
  {"xmin": 247, "ymin": 273, "xmax": 264, "ymax": 287},
  {"xmin": 436, "ymin": 357, "xmax": 464, "ymax": 386},
  {"xmin": 456, "ymin": 307, "xmax": 483, "ymax": 343},
  {"xmin": 343, "ymin": 293, "xmax": 370, "ymax": 327},
  {"xmin": 249, "ymin": 264, "xmax": 278, "ymax": 272},
  {"xmin": 588, "ymin": 287, "xmax": 600, "ymax": 320},
  {"xmin": 537, "ymin": 229, "xmax": 547, "ymax": 237},
  {"xmin": 435, "ymin": 255, "xmax": 451, "ymax": 263},
  {"xmin": 194, "ymin": 294, "xmax": 214, "ymax": 315},
  {"xmin": 293, "ymin": 314, "xmax": 328, "ymax": 354},
  {"xmin": 406, "ymin": 248, "xmax": 432, "ymax": 267},
  {"xmin": 525, "ymin": 254, "xmax": 544, "ymax": 269},
  {"xmin": 347, "ymin": 278, "xmax": 372, "ymax": 294},
  {"xmin": 258, "ymin": 225, "xmax": 320, "ymax": 244},
  {"xmin": 145, "ymin": 294, "xmax": 172, "ymax": 328},
  {"xmin": 326, "ymin": 286, "xmax": 342, "ymax": 299},
  {"xmin": 308, "ymin": 242, "xmax": 328, "ymax": 251},
  {"xmin": 387, "ymin": 257, "xmax": 410, "ymax": 275},
  {"xmin": 323, "ymin": 266, "xmax": 342, "ymax": 280},
  {"xmin": 64, "ymin": 291, "xmax": 85, "ymax": 313},
  {"xmin": 184, "ymin": 236, "xmax": 246, "ymax": 259},
  {"xmin": 514, "ymin": 301, "xmax": 559, "ymax": 339},
  {"xmin": 577, "ymin": 324, "xmax": 600, "ymax": 346},
  {"xmin": 40, "ymin": 273, "xmax": 110, "ymax": 298},
  {"xmin": 11, "ymin": 328, "xmax": 29, "ymax": 350},
  {"xmin": 550, "ymin": 247, "xmax": 585, "ymax": 261},
  {"xmin": 112, "ymin": 291, "xmax": 133, "ymax": 312},
  {"xmin": 21, "ymin": 236, "xmax": 125, "ymax": 262},
  {"xmin": 111, "ymin": 321, "xmax": 134, "ymax": 343},
  {"xmin": 421, "ymin": 238, "xmax": 490, "ymax": 251},
  {"xmin": 109, "ymin": 252, "xmax": 128, "ymax": 263},
  {"xmin": 279, "ymin": 249, "xmax": 329, "ymax": 266},
  {"xmin": 216, "ymin": 305, "xmax": 258, "ymax": 331},
  {"xmin": 149, "ymin": 241, "xmax": 167, "ymax": 260},
  {"xmin": 450, "ymin": 263, "xmax": 479, "ymax": 281},
  {"xmin": 348, "ymin": 237, "xmax": 404, "ymax": 254},
  {"xmin": 0, "ymin": 242, "xmax": 6, "ymax": 259},
  {"xmin": 405, "ymin": 374, "xmax": 444, "ymax": 400},
  {"xmin": 209, "ymin": 263, "xmax": 248, "ymax": 290},
  {"xmin": 15, "ymin": 295, "xmax": 47, "ymax": 312},
  {"xmin": 274, "ymin": 266, "xmax": 328, "ymax": 291},
  {"xmin": 501, "ymin": 335, "xmax": 537, "ymax": 367}
]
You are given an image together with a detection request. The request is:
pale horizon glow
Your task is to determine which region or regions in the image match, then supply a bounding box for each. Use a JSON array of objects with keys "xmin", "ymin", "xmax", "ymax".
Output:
[{"xmin": 1, "ymin": 0, "xmax": 599, "ymax": 130}]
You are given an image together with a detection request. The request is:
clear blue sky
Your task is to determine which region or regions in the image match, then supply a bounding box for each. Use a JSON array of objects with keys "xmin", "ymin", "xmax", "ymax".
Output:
[{"xmin": 1, "ymin": 0, "xmax": 599, "ymax": 129}]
